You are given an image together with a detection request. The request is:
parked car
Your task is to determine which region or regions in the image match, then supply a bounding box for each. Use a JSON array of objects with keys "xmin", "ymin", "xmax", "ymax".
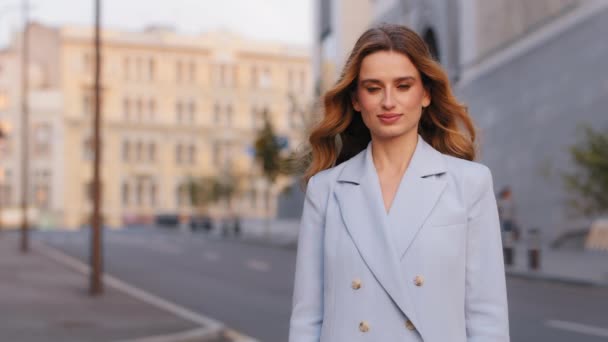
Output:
[
  {"xmin": 154, "ymin": 214, "xmax": 180, "ymax": 228},
  {"xmin": 190, "ymin": 215, "xmax": 214, "ymax": 232}
]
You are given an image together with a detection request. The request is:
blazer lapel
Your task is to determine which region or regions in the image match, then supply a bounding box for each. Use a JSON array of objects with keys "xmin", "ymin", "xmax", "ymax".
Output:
[
  {"xmin": 335, "ymin": 143, "xmax": 420, "ymax": 328},
  {"xmin": 388, "ymin": 137, "xmax": 448, "ymax": 260}
]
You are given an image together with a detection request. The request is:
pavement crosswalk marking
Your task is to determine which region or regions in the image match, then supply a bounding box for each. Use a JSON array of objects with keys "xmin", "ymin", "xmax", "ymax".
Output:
[{"xmin": 546, "ymin": 320, "xmax": 608, "ymax": 338}]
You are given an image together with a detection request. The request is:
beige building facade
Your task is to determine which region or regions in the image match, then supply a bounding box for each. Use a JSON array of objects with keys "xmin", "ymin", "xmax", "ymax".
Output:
[{"xmin": 0, "ymin": 23, "xmax": 312, "ymax": 229}]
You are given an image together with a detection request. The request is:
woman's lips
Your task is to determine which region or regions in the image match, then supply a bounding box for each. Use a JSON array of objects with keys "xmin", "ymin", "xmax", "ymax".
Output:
[{"xmin": 377, "ymin": 113, "xmax": 402, "ymax": 124}]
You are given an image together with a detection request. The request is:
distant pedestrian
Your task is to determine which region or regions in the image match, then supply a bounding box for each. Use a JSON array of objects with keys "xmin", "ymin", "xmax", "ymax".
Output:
[{"xmin": 498, "ymin": 186, "xmax": 518, "ymax": 240}]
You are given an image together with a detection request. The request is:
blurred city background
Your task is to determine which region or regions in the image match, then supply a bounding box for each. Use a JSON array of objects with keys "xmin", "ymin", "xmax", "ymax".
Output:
[{"xmin": 0, "ymin": 0, "xmax": 607, "ymax": 341}]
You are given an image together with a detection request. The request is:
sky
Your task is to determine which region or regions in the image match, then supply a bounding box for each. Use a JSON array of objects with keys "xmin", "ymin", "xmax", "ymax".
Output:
[{"xmin": 0, "ymin": 0, "xmax": 313, "ymax": 47}]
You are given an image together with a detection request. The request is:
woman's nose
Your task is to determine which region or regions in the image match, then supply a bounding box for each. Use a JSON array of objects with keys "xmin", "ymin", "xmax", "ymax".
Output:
[{"xmin": 382, "ymin": 88, "xmax": 395, "ymax": 109}]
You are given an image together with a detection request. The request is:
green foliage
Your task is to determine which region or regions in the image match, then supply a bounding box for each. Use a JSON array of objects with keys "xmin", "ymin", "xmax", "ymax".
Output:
[
  {"xmin": 186, "ymin": 174, "xmax": 236, "ymax": 211},
  {"xmin": 254, "ymin": 110, "xmax": 286, "ymax": 183},
  {"xmin": 562, "ymin": 126, "xmax": 608, "ymax": 217}
]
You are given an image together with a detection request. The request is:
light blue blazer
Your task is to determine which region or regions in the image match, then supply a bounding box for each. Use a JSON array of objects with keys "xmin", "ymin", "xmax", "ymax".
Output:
[{"xmin": 289, "ymin": 136, "xmax": 510, "ymax": 342}]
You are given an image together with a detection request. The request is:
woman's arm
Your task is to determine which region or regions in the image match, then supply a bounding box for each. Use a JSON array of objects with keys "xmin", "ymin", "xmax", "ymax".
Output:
[
  {"xmin": 289, "ymin": 175, "xmax": 326, "ymax": 342},
  {"xmin": 465, "ymin": 167, "xmax": 510, "ymax": 341}
]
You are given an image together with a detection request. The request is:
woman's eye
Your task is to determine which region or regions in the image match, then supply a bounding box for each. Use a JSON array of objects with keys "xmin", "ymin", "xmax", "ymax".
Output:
[
  {"xmin": 366, "ymin": 87, "xmax": 381, "ymax": 93},
  {"xmin": 398, "ymin": 84, "xmax": 411, "ymax": 90}
]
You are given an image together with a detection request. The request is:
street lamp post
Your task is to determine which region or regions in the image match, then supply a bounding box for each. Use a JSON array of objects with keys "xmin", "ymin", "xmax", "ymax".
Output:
[
  {"xmin": 89, "ymin": 0, "xmax": 103, "ymax": 295},
  {"xmin": 20, "ymin": 0, "xmax": 30, "ymax": 253}
]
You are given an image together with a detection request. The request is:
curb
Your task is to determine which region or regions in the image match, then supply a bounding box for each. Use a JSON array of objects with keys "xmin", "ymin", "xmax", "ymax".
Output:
[
  {"xmin": 505, "ymin": 269, "xmax": 608, "ymax": 288},
  {"xmin": 33, "ymin": 240, "xmax": 259, "ymax": 342}
]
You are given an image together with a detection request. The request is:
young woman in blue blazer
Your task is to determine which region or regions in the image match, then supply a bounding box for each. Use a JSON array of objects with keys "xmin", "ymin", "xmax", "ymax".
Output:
[{"xmin": 289, "ymin": 24, "xmax": 510, "ymax": 341}]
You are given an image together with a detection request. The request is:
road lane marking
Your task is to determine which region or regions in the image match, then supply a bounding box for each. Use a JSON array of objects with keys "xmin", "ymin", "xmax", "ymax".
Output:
[
  {"xmin": 113, "ymin": 327, "xmax": 213, "ymax": 342},
  {"xmin": 245, "ymin": 259, "xmax": 270, "ymax": 272},
  {"xmin": 203, "ymin": 251, "xmax": 220, "ymax": 261},
  {"xmin": 546, "ymin": 320, "xmax": 608, "ymax": 338}
]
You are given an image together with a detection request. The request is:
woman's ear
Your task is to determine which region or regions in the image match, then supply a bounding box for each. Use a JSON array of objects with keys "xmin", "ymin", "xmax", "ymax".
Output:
[
  {"xmin": 351, "ymin": 90, "xmax": 361, "ymax": 112},
  {"xmin": 422, "ymin": 87, "xmax": 431, "ymax": 108}
]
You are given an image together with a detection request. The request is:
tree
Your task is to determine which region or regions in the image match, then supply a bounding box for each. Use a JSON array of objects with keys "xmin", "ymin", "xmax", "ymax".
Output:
[
  {"xmin": 253, "ymin": 110, "xmax": 288, "ymax": 236},
  {"xmin": 186, "ymin": 174, "xmax": 236, "ymax": 216},
  {"xmin": 562, "ymin": 126, "xmax": 608, "ymax": 217}
]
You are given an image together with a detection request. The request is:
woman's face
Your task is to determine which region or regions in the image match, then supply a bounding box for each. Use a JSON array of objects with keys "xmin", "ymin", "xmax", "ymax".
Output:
[{"xmin": 352, "ymin": 50, "xmax": 430, "ymax": 141}]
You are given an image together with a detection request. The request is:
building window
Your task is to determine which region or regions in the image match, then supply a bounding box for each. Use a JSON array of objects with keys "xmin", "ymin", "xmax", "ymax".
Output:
[
  {"xmin": 83, "ymin": 53, "xmax": 92, "ymax": 72},
  {"xmin": 84, "ymin": 182, "xmax": 93, "ymax": 203},
  {"xmin": 135, "ymin": 141, "xmax": 143, "ymax": 162},
  {"xmin": 83, "ymin": 93, "xmax": 92, "ymax": 116},
  {"xmin": 188, "ymin": 101, "xmax": 196, "ymax": 124},
  {"xmin": 264, "ymin": 188, "xmax": 270, "ymax": 210},
  {"xmin": 37, "ymin": 170, "xmax": 51, "ymax": 210},
  {"xmin": 136, "ymin": 180, "xmax": 143, "ymax": 206},
  {"xmin": 251, "ymin": 66, "xmax": 258, "ymax": 88},
  {"xmin": 288, "ymin": 69, "xmax": 294, "ymax": 89},
  {"xmin": 212, "ymin": 142, "xmax": 220, "ymax": 165},
  {"xmin": 122, "ymin": 140, "xmax": 130, "ymax": 162},
  {"xmin": 188, "ymin": 144, "xmax": 196, "ymax": 164},
  {"xmin": 82, "ymin": 137, "xmax": 93, "ymax": 161},
  {"xmin": 122, "ymin": 182, "xmax": 129, "ymax": 206},
  {"xmin": 232, "ymin": 65, "xmax": 238, "ymax": 87},
  {"xmin": 250, "ymin": 188, "xmax": 257, "ymax": 209},
  {"xmin": 189, "ymin": 61, "xmax": 196, "ymax": 83},
  {"xmin": 148, "ymin": 142, "xmax": 156, "ymax": 162},
  {"xmin": 175, "ymin": 144, "xmax": 183, "ymax": 164},
  {"xmin": 220, "ymin": 64, "xmax": 226, "ymax": 86},
  {"xmin": 214, "ymin": 103, "xmax": 221, "ymax": 124},
  {"xmin": 226, "ymin": 104, "xmax": 233, "ymax": 127},
  {"xmin": 123, "ymin": 57, "xmax": 130, "ymax": 81},
  {"xmin": 260, "ymin": 67, "xmax": 271, "ymax": 88},
  {"xmin": 136, "ymin": 98, "xmax": 143, "ymax": 122},
  {"xmin": 176, "ymin": 101, "xmax": 183, "ymax": 123},
  {"xmin": 176, "ymin": 60, "xmax": 183, "ymax": 83},
  {"xmin": 148, "ymin": 58, "xmax": 155, "ymax": 81},
  {"xmin": 252, "ymin": 106, "xmax": 268, "ymax": 129},
  {"xmin": 33, "ymin": 123, "xmax": 52, "ymax": 157},
  {"xmin": 123, "ymin": 98, "xmax": 131, "ymax": 120},
  {"xmin": 150, "ymin": 182, "xmax": 157, "ymax": 207},
  {"xmin": 136, "ymin": 57, "xmax": 143, "ymax": 81},
  {"xmin": 148, "ymin": 99, "xmax": 156, "ymax": 120},
  {"xmin": 0, "ymin": 182, "xmax": 11, "ymax": 207}
]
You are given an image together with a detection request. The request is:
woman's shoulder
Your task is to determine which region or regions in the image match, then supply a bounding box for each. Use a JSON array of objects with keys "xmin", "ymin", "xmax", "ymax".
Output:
[
  {"xmin": 442, "ymin": 154, "xmax": 494, "ymax": 200},
  {"xmin": 308, "ymin": 162, "xmax": 348, "ymax": 191},
  {"xmin": 443, "ymin": 154, "xmax": 492, "ymax": 180}
]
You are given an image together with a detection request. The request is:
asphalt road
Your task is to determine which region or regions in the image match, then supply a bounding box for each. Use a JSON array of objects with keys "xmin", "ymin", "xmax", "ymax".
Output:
[{"xmin": 35, "ymin": 227, "xmax": 608, "ymax": 342}]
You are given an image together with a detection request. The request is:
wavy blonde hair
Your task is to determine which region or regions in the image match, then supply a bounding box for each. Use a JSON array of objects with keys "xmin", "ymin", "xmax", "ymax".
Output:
[{"xmin": 304, "ymin": 24, "xmax": 477, "ymax": 184}]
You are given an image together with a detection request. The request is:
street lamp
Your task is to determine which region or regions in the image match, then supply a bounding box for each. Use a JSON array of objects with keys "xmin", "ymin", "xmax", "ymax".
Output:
[
  {"xmin": 20, "ymin": 0, "xmax": 30, "ymax": 253},
  {"xmin": 89, "ymin": 0, "xmax": 104, "ymax": 295}
]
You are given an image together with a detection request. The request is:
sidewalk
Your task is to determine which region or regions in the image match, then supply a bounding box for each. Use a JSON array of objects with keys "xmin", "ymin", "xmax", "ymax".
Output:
[
  {"xmin": 504, "ymin": 241, "xmax": 608, "ymax": 287},
  {"xmin": 0, "ymin": 233, "xmax": 238, "ymax": 342}
]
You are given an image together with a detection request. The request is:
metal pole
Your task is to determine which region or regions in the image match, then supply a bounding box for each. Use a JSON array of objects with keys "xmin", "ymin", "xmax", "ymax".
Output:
[
  {"xmin": 89, "ymin": 0, "xmax": 103, "ymax": 295},
  {"xmin": 20, "ymin": 0, "xmax": 29, "ymax": 253}
]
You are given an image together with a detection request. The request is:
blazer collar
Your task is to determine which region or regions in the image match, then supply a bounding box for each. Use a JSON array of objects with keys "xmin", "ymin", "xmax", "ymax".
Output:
[{"xmin": 337, "ymin": 135, "xmax": 447, "ymax": 184}]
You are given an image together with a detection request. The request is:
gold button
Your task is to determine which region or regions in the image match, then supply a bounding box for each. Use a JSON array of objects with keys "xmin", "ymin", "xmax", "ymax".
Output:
[
  {"xmin": 351, "ymin": 278, "xmax": 362, "ymax": 290},
  {"xmin": 413, "ymin": 275, "xmax": 424, "ymax": 287},
  {"xmin": 359, "ymin": 321, "xmax": 370, "ymax": 332},
  {"xmin": 405, "ymin": 319, "xmax": 416, "ymax": 331}
]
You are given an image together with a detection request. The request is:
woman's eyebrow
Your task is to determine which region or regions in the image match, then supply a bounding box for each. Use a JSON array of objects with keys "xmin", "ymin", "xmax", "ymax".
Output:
[{"xmin": 360, "ymin": 76, "xmax": 416, "ymax": 85}]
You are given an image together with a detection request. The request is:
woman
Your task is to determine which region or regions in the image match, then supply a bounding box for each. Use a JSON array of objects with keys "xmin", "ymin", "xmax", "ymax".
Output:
[{"xmin": 289, "ymin": 24, "xmax": 509, "ymax": 341}]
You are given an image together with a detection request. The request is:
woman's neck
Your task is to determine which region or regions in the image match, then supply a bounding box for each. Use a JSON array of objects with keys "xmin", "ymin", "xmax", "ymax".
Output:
[{"xmin": 371, "ymin": 131, "xmax": 418, "ymax": 175}]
